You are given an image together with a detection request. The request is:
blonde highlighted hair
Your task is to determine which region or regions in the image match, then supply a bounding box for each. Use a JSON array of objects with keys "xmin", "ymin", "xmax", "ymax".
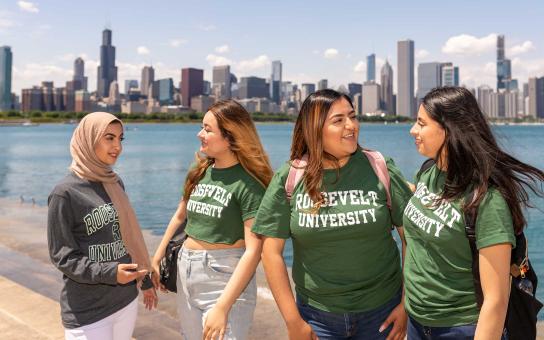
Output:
[{"xmin": 183, "ymin": 100, "xmax": 273, "ymax": 201}]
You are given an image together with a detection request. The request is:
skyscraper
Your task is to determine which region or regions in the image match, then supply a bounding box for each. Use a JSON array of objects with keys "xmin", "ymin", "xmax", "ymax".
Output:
[
  {"xmin": 397, "ymin": 40, "xmax": 415, "ymax": 117},
  {"xmin": 367, "ymin": 53, "xmax": 376, "ymax": 82},
  {"xmin": 380, "ymin": 60, "xmax": 394, "ymax": 115},
  {"xmin": 416, "ymin": 62, "xmax": 442, "ymax": 104},
  {"xmin": 301, "ymin": 83, "xmax": 316, "ymax": 101},
  {"xmin": 181, "ymin": 68, "xmax": 203, "ymax": 107},
  {"xmin": 239, "ymin": 77, "xmax": 268, "ymax": 99},
  {"xmin": 362, "ymin": 82, "xmax": 381, "ymax": 114},
  {"xmin": 73, "ymin": 57, "xmax": 87, "ymax": 91},
  {"xmin": 318, "ymin": 79, "xmax": 328, "ymax": 90},
  {"xmin": 0, "ymin": 46, "xmax": 13, "ymax": 111},
  {"xmin": 141, "ymin": 66, "xmax": 155, "ymax": 98},
  {"xmin": 497, "ymin": 35, "xmax": 512, "ymax": 91},
  {"xmin": 212, "ymin": 65, "xmax": 231, "ymax": 100},
  {"xmin": 441, "ymin": 65, "xmax": 459, "ymax": 86},
  {"xmin": 270, "ymin": 60, "xmax": 282, "ymax": 104},
  {"xmin": 528, "ymin": 77, "xmax": 544, "ymax": 118},
  {"xmin": 97, "ymin": 29, "xmax": 118, "ymax": 98}
]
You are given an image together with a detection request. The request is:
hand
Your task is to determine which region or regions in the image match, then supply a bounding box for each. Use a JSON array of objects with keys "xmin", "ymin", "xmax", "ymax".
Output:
[
  {"xmin": 287, "ymin": 318, "xmax": 318, "ymax": 340},
  {"xmin": 203, "ymin": 304, "xmax": 229, "ymax": 340},
  {"xmin": 151, "ymin": 259, "xmax": 165, "ymax": 292},
  {"xmin": 143, "ymin": 287, "xmax": 158, "ymax": 310},
  {"xmin": 380, "ymin": 302, "xmax": 407, "ymax": 340},
  {"xmin": 117, "ymin": 263, "xmax": 147, "ymax": 284}
]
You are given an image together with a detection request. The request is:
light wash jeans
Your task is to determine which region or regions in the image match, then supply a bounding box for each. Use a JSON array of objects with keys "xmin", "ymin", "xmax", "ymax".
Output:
[{"xmin": 176, "ymin": 246, "xmax": 257, "ymax": 340}]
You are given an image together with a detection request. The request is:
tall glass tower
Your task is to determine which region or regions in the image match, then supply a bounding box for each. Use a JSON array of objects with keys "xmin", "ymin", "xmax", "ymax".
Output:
[
  {"xmin": 97, "ymin": 29, "xmax": 118, "ymax": 98},
  {"xmin": 0, "ymin": 46, "xmax": 13, "ymax": 111}
]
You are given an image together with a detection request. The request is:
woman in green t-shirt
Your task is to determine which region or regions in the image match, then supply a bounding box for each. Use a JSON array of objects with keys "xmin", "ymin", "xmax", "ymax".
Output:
[
  {"xmin": 151, "ymin": 100, "xmax": 273, "ymax": 340},
  {"xmin": 252, "ymin": 89, "xmax": 413, "ymax": 340},
  {"xmin": 404, "ymin": 87, "xmax": 544, "ymax": 339}
]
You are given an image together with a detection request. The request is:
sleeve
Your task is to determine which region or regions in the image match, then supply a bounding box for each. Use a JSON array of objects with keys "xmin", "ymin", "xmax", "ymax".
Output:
[
  {"xmin": 385, "ymin": 157, "xmax": 413, "ymax": 227},
  {"xmin": 47, "ymin": 193, "xmax": 118, "ymax": 285},
  {"xmin": 238, "ymin": 179, "xmax": 266, "ymax": 221},
  {"xmin": 475, "ymin": 188, "xmax": 516, "ymax": 250},
  {"xmin": 251, "ymin": 163, "xmax": 292, "ymax": 239}
]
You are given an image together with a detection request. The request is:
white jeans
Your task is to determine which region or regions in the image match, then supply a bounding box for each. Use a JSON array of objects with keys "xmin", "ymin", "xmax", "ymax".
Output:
[
  {"xmin": 64, "ymin": 297, "xmax": 138, "ymax": 340},
  {"xmin": 177, "ymin": 246, "xmax": 257, "ymax": 340}
]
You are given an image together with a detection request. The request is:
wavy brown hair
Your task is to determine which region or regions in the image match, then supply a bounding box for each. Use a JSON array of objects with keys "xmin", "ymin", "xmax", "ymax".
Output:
[
  {"xmin": 291, "ymin": 89, "xmax": 356, "ymax": 206},
  {"xmin": 182, "ymin": 100, "xmax": 273, "ymax": 202}
]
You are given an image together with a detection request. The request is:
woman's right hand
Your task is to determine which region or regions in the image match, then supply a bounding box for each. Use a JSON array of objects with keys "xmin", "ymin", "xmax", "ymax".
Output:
[
  {"xmin": 287, "ymin": 318, "xmax": 318, "ymax": 340},
  {"xmin": 117, "ymin": 263, "xmax": 147, "ymax": 284},
  {"xmin": 151, "ymin": 258, "xmax": 166, "ymax": 292}
]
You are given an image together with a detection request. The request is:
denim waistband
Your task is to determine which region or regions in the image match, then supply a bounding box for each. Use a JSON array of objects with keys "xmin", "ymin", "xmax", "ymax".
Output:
[{"xmin": 180, "ymin": 245, "xmax": 245, "ymax": 260}]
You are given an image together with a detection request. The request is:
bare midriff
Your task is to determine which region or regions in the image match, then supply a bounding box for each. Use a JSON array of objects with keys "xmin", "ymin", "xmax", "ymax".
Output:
[{"xmin": 183, "ymin": 236, "xmax": 245, "ymax": 250}]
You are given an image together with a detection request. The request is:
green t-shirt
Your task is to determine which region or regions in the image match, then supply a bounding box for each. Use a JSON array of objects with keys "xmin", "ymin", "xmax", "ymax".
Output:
[
  {"xmin": 252, "ymin": 151, "xmax": 412, "ymax": 313},
  {"xmin": 403, "ymin": 164, "xmax": 516, "ymax": 327},
  {"xmin": 185, "ymin": 163, "xmax": 265, "ymax": 244}
]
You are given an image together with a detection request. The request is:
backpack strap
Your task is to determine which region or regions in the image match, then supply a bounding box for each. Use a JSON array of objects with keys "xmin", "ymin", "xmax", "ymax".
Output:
[
  {"xmin": 463, "ymin": 190, "xmax": 484, "ymax": 309},
  {"xmin": 285, "ymin": 150, "xmax": 392, "ymax": 212},
  {"xmin": 285, "ymin": 154, "xmax": 308, "ymax": 201},
  {"xmin": 362, "ymin": 149, "xmax": 391, "ymax": 210}
]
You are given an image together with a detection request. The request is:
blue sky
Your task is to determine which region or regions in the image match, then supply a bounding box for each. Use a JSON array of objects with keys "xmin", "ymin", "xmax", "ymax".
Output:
[{"xmin": 1, "ymin": 0, "xmax": 543, "ymax": 94}]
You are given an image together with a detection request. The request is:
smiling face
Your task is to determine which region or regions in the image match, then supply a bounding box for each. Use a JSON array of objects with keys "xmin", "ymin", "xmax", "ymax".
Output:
[
  {"xmin": 321, "ymin": 97, "xmax": 359, "ymax": 165},
  {"xmin": 410, "ymin": 105, "xmax": 446, "ymax": 159},
  {"xmin": 197, "ymin": 111, "xmax": 231, "ymax": 158},
  {"xmin": 94, "ymin": 121, "xmax": 124, "ymax": 165}
]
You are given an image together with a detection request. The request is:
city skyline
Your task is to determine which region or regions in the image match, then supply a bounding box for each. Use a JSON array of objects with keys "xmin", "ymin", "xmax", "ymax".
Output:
[{"xmin": 1, "ymin": 0, "xmax": 543, "ymax": 94}]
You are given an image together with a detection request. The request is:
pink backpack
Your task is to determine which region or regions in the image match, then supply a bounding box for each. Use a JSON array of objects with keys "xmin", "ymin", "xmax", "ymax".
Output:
[{"xmin": 284, "ymin": 149, "xmax": 392, "ymax": 210}]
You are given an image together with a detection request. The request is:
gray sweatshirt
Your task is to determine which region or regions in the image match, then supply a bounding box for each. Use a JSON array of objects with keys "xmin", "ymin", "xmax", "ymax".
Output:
[{"xmin": 47, "ymin": 173, "xmax": 138, "ymax": 328}]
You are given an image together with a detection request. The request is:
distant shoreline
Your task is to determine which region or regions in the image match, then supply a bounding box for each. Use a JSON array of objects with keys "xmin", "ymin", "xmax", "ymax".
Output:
[{"xmin": 2, "ymin": 117, "xmax": 544, "ymax": 126}]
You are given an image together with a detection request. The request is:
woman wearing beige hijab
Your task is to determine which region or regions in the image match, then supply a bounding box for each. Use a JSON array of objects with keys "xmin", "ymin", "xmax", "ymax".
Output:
[{"xmin": 47, "ymin": 112, "xmax": 157, "ymax": 340}]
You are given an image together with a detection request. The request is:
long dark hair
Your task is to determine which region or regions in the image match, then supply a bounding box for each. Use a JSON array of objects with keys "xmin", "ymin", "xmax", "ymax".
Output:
[
  {"xmin": 422, "ymin": 86, "xmax": 544, "ymax": 233},
  {"xmin": 291, "ymin": 89, "xmax": 356, "ymax": 205}
]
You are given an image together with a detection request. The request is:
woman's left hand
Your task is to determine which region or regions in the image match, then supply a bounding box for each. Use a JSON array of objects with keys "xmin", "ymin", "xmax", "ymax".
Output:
[
  {"xmin": 202, "ymin": 304, "xmax": 229, "ymax": 340},
  {"xmin": 380, "ymin": 302, "xmax": 407, "ymax": 340},
  {"xmin": 142, "ymin": 287, "xmax": 158, "ymax": 310}
]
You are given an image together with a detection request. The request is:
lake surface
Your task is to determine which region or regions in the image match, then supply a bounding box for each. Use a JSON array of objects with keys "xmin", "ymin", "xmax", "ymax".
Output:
[{"xmin": 1, "ymin": 122, "xmax": 543, "ymax": 309}]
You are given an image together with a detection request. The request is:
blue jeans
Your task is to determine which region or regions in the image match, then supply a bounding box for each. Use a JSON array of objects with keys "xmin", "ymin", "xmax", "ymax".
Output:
[
  {"xmin": 407, "ymin": 316, "xmax": 508, "ymax": 340},
  {"xmin": 296, "ymin": 290, "xmax": 402, "ymax": 340}
]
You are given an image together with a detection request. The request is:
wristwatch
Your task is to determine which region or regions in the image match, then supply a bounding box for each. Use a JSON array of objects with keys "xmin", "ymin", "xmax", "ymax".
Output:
[{"xmin": 141, "ymin": 272, "xmax": 153, "ymax": 291}]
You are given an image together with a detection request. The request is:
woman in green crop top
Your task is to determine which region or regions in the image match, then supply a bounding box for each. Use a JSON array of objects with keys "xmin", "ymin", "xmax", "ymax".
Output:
[{"xmin": 151, "ymin": 100, "xmax": 273, "ymax": 340}]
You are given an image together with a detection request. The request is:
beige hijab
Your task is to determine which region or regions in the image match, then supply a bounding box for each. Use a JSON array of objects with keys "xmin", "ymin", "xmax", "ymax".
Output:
[{"xmin": 70, "ymin": 112, "xmax": 151, "ymax": 272}]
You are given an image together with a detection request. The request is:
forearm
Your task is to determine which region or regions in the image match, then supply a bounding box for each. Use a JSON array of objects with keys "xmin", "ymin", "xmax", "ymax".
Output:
[
  {"xmin": 216, "ymin": 248, "xmax": 261, "ymax": 311},
  {"xmin": 475, "ymin": 297, "xmax": 508, "ymax": 339},
  {"xmin": 262, "ymin": 251, "xmax": 301, "ymax": 326},
  {"xmin": 53, "ymin": 252, "xmax": 118, "ymax": 285},
  {"xmin": 153, "ymin": 203, "xmax": 186, "ymax": 261}
]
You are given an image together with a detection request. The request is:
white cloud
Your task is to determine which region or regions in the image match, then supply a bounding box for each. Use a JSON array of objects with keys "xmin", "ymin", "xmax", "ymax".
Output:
[
  {"xmin": 199, "ymin": 24, "xmax": 216, "ymax": 31},
  {"xmin": 18, "ymin": 1, "xmax": 39, "ymax": 13},
  {"xmin": 508, "ymin": 41, "xmax": 535, "ymax": 56},
  {"xmin": 416, "ymin": 49, "xmax": 430, "ymax": 59},
  {"xmin": 215, "ymin": 45, "xmax": 230, "ymax": 54},
  {"xmin": 236, "ymin": 55, "xmax": 270, "ymax": 73},
  {"xmin": 353, "ymin": 61, "xmax": 366, "ymax": 73},
  {"xmin": 324, "ymin": 48, "xmax": 339, "ymax": 59},
  {"xmin": 169, "ymin": 39, "xmax": 188, "ymax": 48},
  {"xmin": 206, "ymin": 54, "xmax": 233, "ymax": 67},
  {"xmin": 137, "ymin": 46, "xmax": 150, "ymax": 55},
  {"xmin": 442, "ymin": 33, "xmax": 497, "ymax": 56}
]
